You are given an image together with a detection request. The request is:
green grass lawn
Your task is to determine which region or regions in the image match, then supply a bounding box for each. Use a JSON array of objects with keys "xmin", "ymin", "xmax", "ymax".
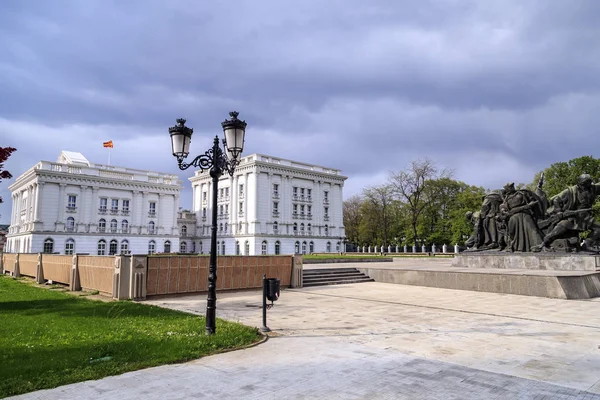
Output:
[{"xmin": 0, "ymin": 276, "xmax": 261, "ymax": 398}]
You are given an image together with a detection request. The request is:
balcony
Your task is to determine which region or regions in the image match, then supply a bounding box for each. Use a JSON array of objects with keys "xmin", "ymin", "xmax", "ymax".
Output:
[
  {"xmin": 110, "ymin": 208, "xmax": 119, "ymax": 215},
  {"xmin": 121, "ymin": 209, "xmax": 130, "ymax": 216},
  {"xmin": 272, "ymin": 192, "xmax": 280, "ymax": 199},
  {"xmin": 272, "ymin": 211, "xmax": 280, "ymax": 218},
  {"xmin": 324, "ymin": 199, "xmax": 329, "ymax": 205},
  {"xmin": 306, "ymin": 213, "xmax": 313, "ymax": 220},
  {"xmin": 66, "ymin": 226, "xmax": 75, "ymax": 232},
  {"xmin": 66, "ymin": 206, "xmax": 77, "ymax": 213},
  {"xmin": 148, "ymin": 211, "xmax": 157, "ymax": 218},
  {"xmin": 98, "ymin": 207, "xmax": 107, "ymax": 214},
  {"xmin": 98, "ymin": 227, "xmax": 106, "ymax": 233},
  {"xmin": 324, "ymin": 216, "xmax": 329, "ymax": 221},
  {"xmin": 292, "ymin": 212, "xmax": 298, "ymax": 219}
]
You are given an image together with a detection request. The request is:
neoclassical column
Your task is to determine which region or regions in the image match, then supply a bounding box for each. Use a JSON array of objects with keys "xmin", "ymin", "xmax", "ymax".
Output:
[
  {"xmin": 24, "ymin": 185, "xmax": 32, "ymax": 223},
  {"xmin": 57, "ymin": 183, "xmax": 67, "ymax": 223},
  {"xmin": 11, "ymin": 193, "xmax": 17, "ymax": 226},
  {"xmin": 173, "ymin": 193, "xmax": 179, "ymax": 235},
  {"xmin": 79, "ymin": 185, "xmax": 88, "ymax": 224}
]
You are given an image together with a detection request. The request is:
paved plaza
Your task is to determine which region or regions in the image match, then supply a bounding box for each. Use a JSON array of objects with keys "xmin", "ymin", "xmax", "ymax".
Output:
[{"xmin": 9, "ymin": 262, "xmax": 600, "ymax": 399}]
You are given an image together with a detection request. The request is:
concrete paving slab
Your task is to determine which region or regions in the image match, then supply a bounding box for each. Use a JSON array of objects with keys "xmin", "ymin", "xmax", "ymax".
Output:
[{"xmin": 9, "ymin": 281, "xmax": 600, "ymax": 399}]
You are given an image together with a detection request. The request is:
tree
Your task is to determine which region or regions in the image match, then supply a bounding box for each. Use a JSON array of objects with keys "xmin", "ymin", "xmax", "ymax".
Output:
[
  {"xmin": 343, "ymin": 195, "xmax": 363, "ymax": 246},
  {"xmin": 389, "ymin": 158, "xmax": 452, "ymax": 245},
  {"xmin": 533, "ymin": 156, "xmax": 600, "ymax": 198},
  {"xmin": 0, "ymin": 147, "xmax": 16, "ymax": 204},
  {"xmin": 361, "ymin": 184, "xmax": 395, "ymax": 247}
]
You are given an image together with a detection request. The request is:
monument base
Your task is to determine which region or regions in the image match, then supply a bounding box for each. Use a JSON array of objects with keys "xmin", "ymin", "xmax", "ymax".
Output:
[{"xmin": 451, "ymin": 252, "xmax": 600, "ymax": 271}]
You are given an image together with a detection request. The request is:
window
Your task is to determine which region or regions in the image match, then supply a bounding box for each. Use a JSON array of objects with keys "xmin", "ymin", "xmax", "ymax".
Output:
[
  {"xmin": 275, "ymin": 241, "xmax": 281, "ymax": 255},
  {"xmin": 307, "ymin": 223, "xmax": 312, "ymax": 233},
  {"xmin": 273, "ymin": 184, "xmax": 279, "ymax": 196},
  {"xmin": 300, "ymin": 223, "xmax": 305, "ymax": 233},
  {"xmin": 293, "ymin": 187, "xmax": 298, "ymax": 196},
  {"xmin": 225, "ymin": 187, "xmax": 229, "ymax": 197},
  {"xmin": 293, "ymin": 204, "xmax": 298, "ymax": 215},
  {"xmin": 239, "ymin": 184, "xmax": 244, "ymax": 196},
  {"xmin": 121, "ymin": 240, "xmax": 129, "ymax": 254},
  {"xmin": 164, "ymin": 240, "xmax": 171, "ymax": 253},
  {"xmin": 219, "ymin": 205, "xmax": 223, "ymax": 216},
  {"xmin": 43, "ymin": 238, "xmax": 54, "ymax": 254},
  {"xmin": 325, "ymin": 225, "xmax": 329, "ymax": 236},
  {"xmin": 122, "ymin": 199, "xmax": 130, "ymax": 212},
  {"xmin": 219, "ymin": 188, "xmax": 224, "ymax": 198},
  {"xmin": 273, "ymin": 221, "xmax": 278, "ymax": 233},
  {"xmin": 273, "ymin": 202, "xmax": 279, "ymax": 216},
  {"xmin": 302, "ymin": 241, "xmax": 307, "ymax": 254},
  {"xmin": 238, "ymin": 222, "xmax": 243, "ymax": 233},
  {"xmin": 65, "ymin": 239, "xmax": 75, "ymax": 255},
  {"xmin": 99, "ymin": 198, "xmax": 108, "ymax": 212},
  {"xmin": 203, "ymin": 191, "xmax": 207, "ymax": 202},
  {"xmin": 326, "ymin": 242, "xmax": 331, "ymax": 252},
  {"xmin": 110, "ymin": 219, "xmax": 118, "ymax": 233},
  {"xmin": 307, "ymin": 188, "xmax": 312, "ymax": 199},
  {"xmin": 221, "ymin": 241, "xmax": 225, "ymax": 255},
  {"xmin": 109, "ymin": 239, "xmax": 118, "ymax": 255},
  {"xmin": 225, "ymin": 204, "xmax": 229, "ymax": 215},
  {"xmin": 180, "ymin": 242, "xmax": 187, "ymax": 253},
  {"xmin": 245, "ymin": 241, "xmax": 250, "ymax": 255},
  {"xmin": 219, "ymin": 223, "xmax": 223, "ymax": 232},
  {"xmin": 293, "ymin": 223, "xmax": 298, "ymax": 233},
  {"xmin": 336, "ymin": 242, "xmax": 341, "ymax": 252},
  {"xmin": 239, "ymin": 202, "xmax": 244, "ymax": 214},
  {"xmin": 99, "ymin": 218, "xmax": 106, "ymax": 233},
  {"xmin": 148, "ymin": 221, "xmax": 155, "ymax": 234},
  {"xmin": 121, "ymin": 220, "xmax": 129, "ymax": 233},
  {"xmin": 307, "ymin": 205, "xmax": 312, "ymax": 216},
  {"xmin": 149, "ymin": 202, "xmax": 156, "ymax": 216},
  {"xmin": 224, "ymin": 222, "xmax": 228, "ymax": 232},
  {"xmin": 236, "ymin": 241, "xmax": 240, "ymax": 255},
  {"xmin": 295, "ymin": 241, "xmax": 300, "ymax": 254},
  {"xmin": 111, "ymin": 199, "xmax": 119, "ymax": 212},
  {"xmin": 66, "ymin": 217, "xmax": 75, "ymax": 232},
  {"xmin": 309, "ymin": 241, "xmax": 314, "ymax": 253},
  {"xmin": 181, "ymin": 225, "xmax": 187, "ymax": 236},
  {"xmin": 148, "ymin": 240, "xmax": 156, "ymax": 255},
  {"xmin": 261, "ymin": 241, "xmax": 267, "ymax": 255},
  {"xmin": 199, "ymin": 241, "xmax": 203, "ymax": 254},
  {"xmin": 324, "ymin": 191, "xmax": 329, "ymax": 200},
  {"xmin": 98, "ymin": 239, "xmax": 106, "ymax": 255},
  {"xmin": 300, "ymin": 188, "xmax": 305, "ymax": 197},
  {"xmin": 202, "ymin": 208, "xmax": 207, "ymax": 218},
  {"xmin": 300, "ymin": 205, "xmax": 305, "ymax": 215},
  {"xmin": 324, "ymin": 207, "xmax": 329, "ymax": 217},
  {"xmin": 67, "ymin": 195, "xmax": 76, "ymax": 209}
]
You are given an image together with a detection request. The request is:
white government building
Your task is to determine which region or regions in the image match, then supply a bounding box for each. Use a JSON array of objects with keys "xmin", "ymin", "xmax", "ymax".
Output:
[
  {"xmin": 5, "ymin": 152, "xmax": 347, "ymax": 256},
  {"xmin": 5, "ymin": 151, "xmax": 181, "ymax": 255},
  {"xmin": 186, "ymin": 153, "xmax": 347, "ymax": 256}
]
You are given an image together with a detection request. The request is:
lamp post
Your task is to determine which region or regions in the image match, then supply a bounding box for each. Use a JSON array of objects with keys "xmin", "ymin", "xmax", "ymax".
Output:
[{"xmin": 169, "ymin": 111, "xmax": 247, "ymax": 335}]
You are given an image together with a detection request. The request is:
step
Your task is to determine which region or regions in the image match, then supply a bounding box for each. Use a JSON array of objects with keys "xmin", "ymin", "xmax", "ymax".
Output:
[
  {"xmin": 303, "ymin": 268, "xmax": 359, "ymax": 275},
  {"xmin": 303, "ymin": 273, "xmax": 367, "ymax": 282},
  {"xmin": 303, "ymin": 278, "xmax": 375, "ymax": 287}
]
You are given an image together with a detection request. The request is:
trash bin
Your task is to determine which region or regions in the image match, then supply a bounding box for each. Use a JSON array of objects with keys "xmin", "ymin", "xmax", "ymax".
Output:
[{"xmin": 266, "ymin": 278, "xmax": 280, "ymax": 302}]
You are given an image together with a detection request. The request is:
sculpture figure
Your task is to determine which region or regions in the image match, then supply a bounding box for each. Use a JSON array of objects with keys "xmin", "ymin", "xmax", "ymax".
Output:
[
  {"xmin": 479, "ymin": 192, "xmax": 504, "ymax": 250},
  {"xmin": 532, "ymin": 174, "xmax": 600, "ymax": 252},
  {"xmin": 464, "ymin": 210, "xmax": 482, "ymax": 250},
  {"xmin": 500, "ymin": 183, "xmax": 545, "ymax": 252}
]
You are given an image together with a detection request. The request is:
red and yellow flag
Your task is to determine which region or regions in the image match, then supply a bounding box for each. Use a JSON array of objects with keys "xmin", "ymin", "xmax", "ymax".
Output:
[{"xmin": 103, "ymin": 140, "xmax": 113, "ymax": 148}]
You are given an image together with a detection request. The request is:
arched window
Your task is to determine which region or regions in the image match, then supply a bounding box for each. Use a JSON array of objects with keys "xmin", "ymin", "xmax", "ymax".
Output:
[
  {"xmin": 326, "ymin": 242, "xmax": 331, "ymax": 252},
  {"xmin": 98, "ymin": 239, "xmax": 106, "ymax": 255},
  {"xmin": 245, "ymin": 240, "xmax": 250, "ymax": 255},
  {"xmin": 43, "ymin": 238, "xmax": 54, "ymax": 254},
  {"xmin": 121, "ymin": 240, "xmax": 129, "ymax": 254},
  {"xmin": 164, "ymin": 240, "xmax": 171, "ymax": 253},
  {"xmin": 300, "ymin": 223, "xmax": 305, "ymax": 234},
  {"xmin": 109, "ymin": 239, "xmax": 118, "ymax": 255},
  {"xmin": 221, "ymin": 241, "xmax": 226, "ymax": 255},
  {"xmin": 121, "ymin": 220, "xmax": 129, "ymax": 233},
  {"xmin": 236, "ymin": 241, "xmax": 240, "ymax": 255},
  {"xmin": 148, "ymin": 221, "xmax": 155, "ymax": 234},
  {"xmin": 295, "ymin": 241, "xmax": 300, "ymax": 254},
  {"xmin": 309, "ymin": 241, "xmax": 314, "ymax": 253},
  {"xmin": 302, "ymin": 241, "xmax": 307, "ymax": 254},
  {"xmin": 275, "ymin": 241, "xmax": 281, "ymax": 255},
  {"xmin": 110, "ymin": 219, "xmax": 118, "ymax": 233},
  {"xmin": 307, "ymin": 223, "xmax": 312, "ymax": 233},
  {"xmin": 293, "ymin": 223, "xmax": 298, "ymax": 234},
  {"xmin": 65, "ymin": 238, "xmax": 75, "ymax": 255},
  {"xmin": 180, "ymin": 241, "xmax": 187, "ymax": 253},
  {"xmin": 336, "ymin": 242, "xmax": 341, "ymax": 252},
  {"xmin": 324, "ymin": 225, "xmax": 329, "ymax": 236},
  {"xmin": 199, "ymin": 241, "xmax": 203, "ymax": 254},
  {"xmin": 261, "ymin": 240, "xmax": 267, "ymax": 255},
  {"xmin": 219, "ymin": 223, "xmax": 223, "ymax": 232},
  {"xmin": 224, "ymin": 222, "xmax": 228, "ymax": 232},
  {"xmin": 99, "ymin": 218, "xmax": 106, "ymax": 233},
  {"xmin": 148, "ymin": 240, "xmax": 156, "ymax": 255},
  {"xmin": 66, "ymin": 217, "xmax": 75, "ymax": 232},
  {"xmin": 273, "ymin": 221, "xmax": 279, "ymax": 233},
  {"xmin": 181, "ymin": 225, "xmax": 187, "ymax": 236}
]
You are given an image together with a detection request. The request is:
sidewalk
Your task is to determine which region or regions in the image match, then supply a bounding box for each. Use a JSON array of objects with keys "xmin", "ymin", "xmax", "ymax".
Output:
[{"xmin": 10, "ymin": 280, "xmax": 600, "ymax": 399}]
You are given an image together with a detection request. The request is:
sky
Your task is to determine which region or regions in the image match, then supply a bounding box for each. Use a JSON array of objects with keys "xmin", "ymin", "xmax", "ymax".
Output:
[{"xmin": 1, "ymin": 0, "xmax": 600, "ymax": 223}]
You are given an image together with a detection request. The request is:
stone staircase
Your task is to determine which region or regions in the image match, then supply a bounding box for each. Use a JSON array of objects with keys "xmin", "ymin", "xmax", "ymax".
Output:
[{"xmin": 302, "ymin": 268, "xmax": 374, "ymax": 288}]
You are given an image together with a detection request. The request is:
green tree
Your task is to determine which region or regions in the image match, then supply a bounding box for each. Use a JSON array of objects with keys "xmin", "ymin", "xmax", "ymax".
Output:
[
  {"xmin": 343, "ymin": 195, "xmax": 363, "ymax": 246},
  {"xmin": 0, "ymin": 146, "xmax": 17, "ymax": 204},
  {"xmin": 535, "ymin": 156, "xmax": 600, "ymax": 198}
]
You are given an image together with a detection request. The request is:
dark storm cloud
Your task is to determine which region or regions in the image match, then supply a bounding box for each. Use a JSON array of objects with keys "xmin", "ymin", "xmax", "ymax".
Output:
[{"xmin": 1, "ymin": 0, "xmax": 600, "ymax": 222}]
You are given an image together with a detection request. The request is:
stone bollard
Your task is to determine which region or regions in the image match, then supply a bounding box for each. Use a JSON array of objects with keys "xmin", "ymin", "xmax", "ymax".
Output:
[
  {"xmin": 380, "ymin": 246, "xmax": 385, "ymax": 253},
  {"xmin": 404, "ymin": 245, "xmax": 407, "ymax": 253},
  {"xmin": 362, "ymin": 246, "xmax": 366, "ymax": 253},
  {"xmin": 443, "ymin": 244, "xmax": 448, "ymax": 254},
  {"xmin": 432, "ymin": 244, "xmax": 437, "ymax": 254},
  {"xmin": 368, "ymin": 246, "xmax": 372, "ymax": 253},
  {"xmin": 395, "ymin": 245, "xmax": 399, "ymax": 253},
  {"xmin": 421, "ymin": 245, "xmax": 426, "ymax": 253},
  {"xmin": 412, "ymin": 245, "xmax": 416, "ymax": 253},
  {"xmin": 36, "ymin": 253, "xmax": 45, "ymax": 284},
  {"xmin": 388, "ymin": 245, "xmax": 392, "ymax": 253},
  {"xmin": 454, "ymin": 244, "xmax": 460, "ymax": 254}
]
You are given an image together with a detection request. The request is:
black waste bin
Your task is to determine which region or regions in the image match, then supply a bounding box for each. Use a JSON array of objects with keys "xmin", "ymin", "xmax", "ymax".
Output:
[{"xmin": 266, "ymin": 278, "xmax": 280, "ymax": 302}]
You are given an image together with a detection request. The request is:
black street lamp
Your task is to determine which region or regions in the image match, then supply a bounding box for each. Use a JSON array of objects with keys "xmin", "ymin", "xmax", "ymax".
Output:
[{"xmin": 169, "ymin": 111, "xmax": 247, "ymax": 335}]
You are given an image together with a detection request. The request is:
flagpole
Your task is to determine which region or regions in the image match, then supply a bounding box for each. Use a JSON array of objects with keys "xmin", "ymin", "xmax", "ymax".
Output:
[{"xmin": 108, "ymin": 148, "xmax": 111, "ymax": 166}]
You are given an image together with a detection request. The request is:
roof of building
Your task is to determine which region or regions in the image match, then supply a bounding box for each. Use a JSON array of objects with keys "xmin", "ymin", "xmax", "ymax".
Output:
[{"xmin": 57, "ymin": 151, "xmax": 91, "ymax": 166}]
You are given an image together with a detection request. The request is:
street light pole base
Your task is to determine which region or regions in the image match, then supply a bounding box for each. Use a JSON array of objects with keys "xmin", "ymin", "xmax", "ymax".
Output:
[{"xmin": 260, "ymin": 326, "xmax": 271, "ymax": 333}]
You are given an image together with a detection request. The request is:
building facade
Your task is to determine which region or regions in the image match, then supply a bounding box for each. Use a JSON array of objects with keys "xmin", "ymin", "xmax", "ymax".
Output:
[
  {"xmin": 5, "ymin": 151, "xmax": 181, "ymax": 255},
  {"xmin": 187, "ymin": 153, "xmax": 347, "ymax": 255}
]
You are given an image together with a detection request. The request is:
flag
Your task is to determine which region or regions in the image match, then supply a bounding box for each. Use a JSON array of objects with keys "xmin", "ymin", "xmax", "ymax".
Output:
[{"xmin": 103, "ymin": 140, "xmax": 113, "ymax": 148}]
